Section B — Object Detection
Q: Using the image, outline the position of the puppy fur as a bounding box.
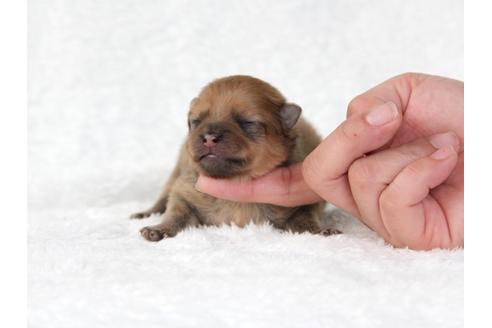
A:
[131,75,336,241]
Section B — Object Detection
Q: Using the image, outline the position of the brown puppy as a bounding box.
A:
[131,75,336,241]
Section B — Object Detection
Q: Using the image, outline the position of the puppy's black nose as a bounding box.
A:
[202,133,222,147]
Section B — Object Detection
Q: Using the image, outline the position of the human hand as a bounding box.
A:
[196,73,464,250]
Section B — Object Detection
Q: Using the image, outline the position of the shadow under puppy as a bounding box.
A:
[131,75,338,241]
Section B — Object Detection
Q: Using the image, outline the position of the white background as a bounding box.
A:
[26,1,464,327]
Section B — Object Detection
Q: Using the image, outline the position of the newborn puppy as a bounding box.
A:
[131,75,336,241]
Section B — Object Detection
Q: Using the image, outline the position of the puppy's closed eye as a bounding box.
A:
[235,118,264,139]
[189,118,201,128]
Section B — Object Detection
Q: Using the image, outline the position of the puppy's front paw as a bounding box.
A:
[140,226,169,242]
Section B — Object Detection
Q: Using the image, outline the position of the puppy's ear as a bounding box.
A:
[280,103,302,130]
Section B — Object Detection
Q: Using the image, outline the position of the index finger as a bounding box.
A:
[303,101,406,217]
[196,163,322,207]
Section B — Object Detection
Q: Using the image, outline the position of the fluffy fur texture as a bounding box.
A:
[132,76,336,241]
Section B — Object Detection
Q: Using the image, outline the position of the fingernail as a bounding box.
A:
[365,101,399,126]
[429,132,460,152]
[431,146,456,160]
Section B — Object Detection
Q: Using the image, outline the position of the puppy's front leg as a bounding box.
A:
[139,196,201,242]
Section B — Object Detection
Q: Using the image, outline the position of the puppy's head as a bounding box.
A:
[186,75,302,178]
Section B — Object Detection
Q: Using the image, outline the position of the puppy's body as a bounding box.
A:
[132,76,335,241]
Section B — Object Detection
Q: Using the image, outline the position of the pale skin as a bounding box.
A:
[195,73,464,250]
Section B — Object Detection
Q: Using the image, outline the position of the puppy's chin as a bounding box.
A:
[196,154,248,178]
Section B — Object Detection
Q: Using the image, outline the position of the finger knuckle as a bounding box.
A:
[348,158,376,186]
[394,72,428,90]
[403,162,422,180]
[379,187,401,213]
[396,72,419,81]
[302,155,334,193]
[347,95,366,117]
[279,167,293,196]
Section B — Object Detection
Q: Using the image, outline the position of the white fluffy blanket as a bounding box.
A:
[28,1,463,327]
